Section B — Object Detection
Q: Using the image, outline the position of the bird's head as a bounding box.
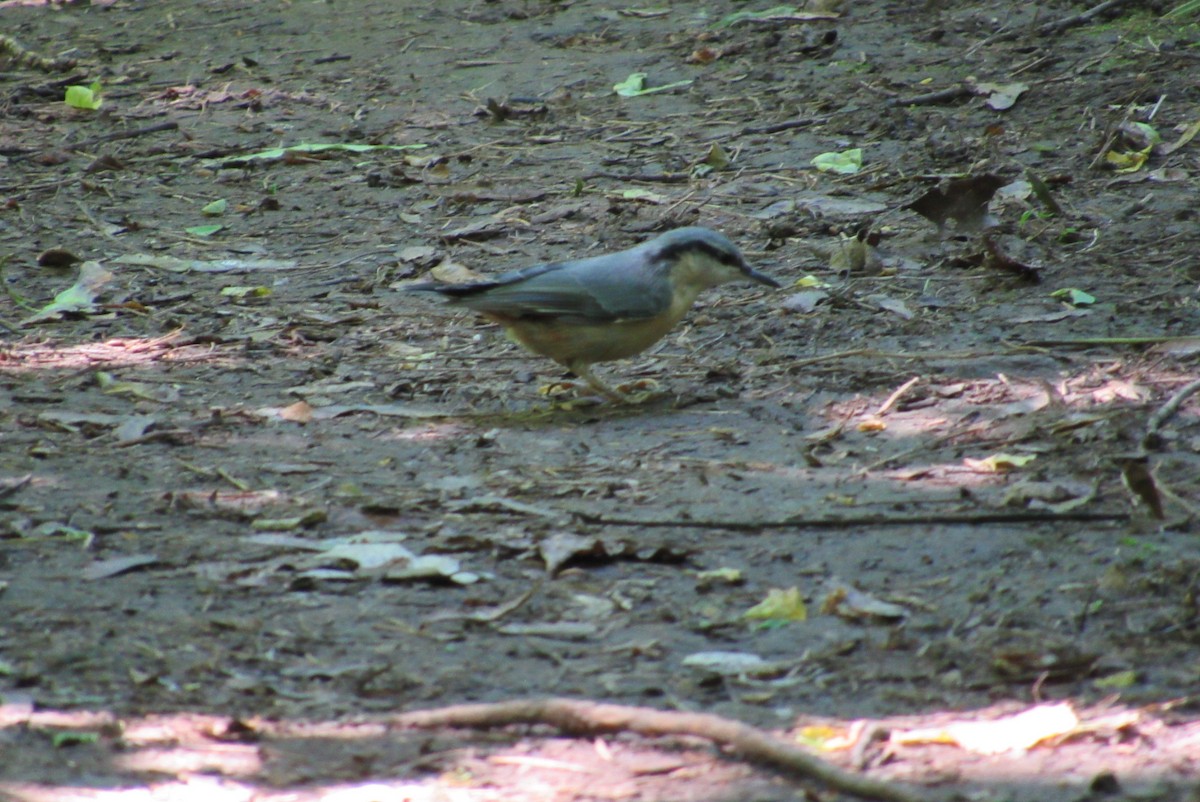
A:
[650,227,780,293]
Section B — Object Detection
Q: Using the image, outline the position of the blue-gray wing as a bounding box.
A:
[409,252,671,324]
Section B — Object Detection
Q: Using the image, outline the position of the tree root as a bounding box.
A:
[390,697,928,802]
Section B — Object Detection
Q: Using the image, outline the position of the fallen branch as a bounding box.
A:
[875,375,920,416]
[65,121,180,151]
[775,347,1001,372]
[971,0,1141,46]
[1020,335,1195,348]
[391,698,926,802]
[887,84,972,107]
[573,510,1127,531]
[580,171,691,184]
[741,116,829,135]
[1144,377,1200,450]
[1037,0,1143,35]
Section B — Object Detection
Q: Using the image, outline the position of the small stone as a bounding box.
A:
[1090,771,1121,795]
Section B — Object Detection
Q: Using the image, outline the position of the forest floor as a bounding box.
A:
[2,0,1200,800]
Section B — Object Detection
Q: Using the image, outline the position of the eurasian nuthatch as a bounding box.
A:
[406,226,779,401]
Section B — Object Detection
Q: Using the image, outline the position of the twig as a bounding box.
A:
[1144,377,1200,450]
[777,347,999,372]
[112,429,195,448]
[1037,0,1142,35]
[0,475,33,501]
[573,510,1127,531]
[1020,336,1193,348]
[875,376,920,416]
[741,117,828,135]
[887,84,972,107]
[391,698,926,802]
[580,171,690,184]
[64,121,179,151]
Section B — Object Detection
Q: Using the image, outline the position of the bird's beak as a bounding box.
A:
[743,265,781,289]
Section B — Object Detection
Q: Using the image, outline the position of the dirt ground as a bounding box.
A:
[2,0,1200,800]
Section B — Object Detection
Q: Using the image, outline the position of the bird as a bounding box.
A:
[405,226,779,402]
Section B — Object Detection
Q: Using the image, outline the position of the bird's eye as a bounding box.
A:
[718,250,745,268]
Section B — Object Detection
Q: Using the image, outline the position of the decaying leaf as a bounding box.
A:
[780,289,829,314]
[828,235,882,275]
[539,532,604,576]
[114,254,299,273]
[1161,117,1200,156]
[864,294,913,320]
[963,453,1036,473]
[892,703,1079,754]
[1114,454,1165,520]
[1000,480,1095,513]
[820,579,907,621]
[96,372,179,403]
[969,80,1029,111]
[279,401,314,423]
[82,554,161,581]
[714,5,839,28]
[213,142,427,166]
[682,651,769,676]
[906,173,1006,231]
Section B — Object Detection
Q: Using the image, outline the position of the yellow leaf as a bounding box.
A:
[744,587,808,622]
[1105,148,1150,173]
[963,453,1036,473]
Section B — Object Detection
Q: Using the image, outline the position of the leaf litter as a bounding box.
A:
[2,2,1200,802]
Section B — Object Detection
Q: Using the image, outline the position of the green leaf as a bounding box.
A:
[618,188,667,203]
[33,522,95,543]
[65,82,103,110]
[703,142,730,169]
[201,199,228,216]
[1093,669,1137,689]
[744,587,808,622]
[185,224,224,237]
[1051,287,1096,306]
[613,72,692,97]
[23,261,113,324]
[52,731,99,748]
[613,73,647,95]
[810,148,863,174]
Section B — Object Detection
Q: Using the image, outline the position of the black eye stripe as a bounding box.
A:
[658,240,742,267]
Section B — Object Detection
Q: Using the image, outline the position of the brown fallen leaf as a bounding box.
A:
[906,173,1007,231]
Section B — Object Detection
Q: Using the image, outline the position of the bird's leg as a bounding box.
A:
[572,364,630,403]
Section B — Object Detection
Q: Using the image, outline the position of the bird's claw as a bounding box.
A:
[538,377,663,406]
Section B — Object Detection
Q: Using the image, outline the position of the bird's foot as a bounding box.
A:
[538,377,662,406]
[538,380,608,406]
[612,378,663,404]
